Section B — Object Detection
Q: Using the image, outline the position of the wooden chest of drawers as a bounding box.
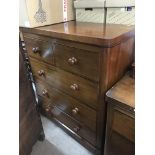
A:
[20,21,135,154]
[104,74,135,155]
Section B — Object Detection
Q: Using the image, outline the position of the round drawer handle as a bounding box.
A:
[32,47,40,53]
[68,57,78,65]
[38,70,45,76]
[45,107,50,112]
[72,107,79,115]
[42,89,48,96]
[70,84,79,91]
[73,126,80,133]
[45,104,51,112]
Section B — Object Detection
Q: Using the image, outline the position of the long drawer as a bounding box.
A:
[30,57,99,109]
[36,79,97,132]
[40,99,97,146]
[112,109,135,142]
[24,35,99,82]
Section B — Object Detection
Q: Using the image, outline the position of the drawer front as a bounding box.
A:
[24,35,100,82]
[40,100,97,146]
[30,58,98,109]
[112,109,135,142]
[108,131,135,155]
[36,79,97,132]
[24,37,55,65]
[53,43,100,81]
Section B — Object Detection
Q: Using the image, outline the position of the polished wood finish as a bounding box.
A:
[40,99,97,146]
[104,74,135,155]
[20,21,135,154]
[19,47,43,155]
[20,21,134,47]
[30,57,98,109]
[23,35,100,81]
[54,42,99,81]
[106,74,135,109]
[35,79,97,132]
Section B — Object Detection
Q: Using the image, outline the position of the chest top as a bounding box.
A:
[20,21,134,47]
[106,73,135,110]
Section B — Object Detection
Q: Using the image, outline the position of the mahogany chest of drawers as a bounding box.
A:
[104,74,135,155]
[20,21,135,154]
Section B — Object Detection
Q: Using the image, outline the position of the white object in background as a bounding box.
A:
[19,0,75,28]
[74,0,135,25]
[74,0,105,8]
[75,8,105,23]
[106,7,135,26]
[74,0,105,23]
[63,0,68,22]
[105,0,135,7]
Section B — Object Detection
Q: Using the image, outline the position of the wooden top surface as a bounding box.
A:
[20,21,134,47]
[106,74,135,109]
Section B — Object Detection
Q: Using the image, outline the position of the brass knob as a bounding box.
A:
[45,104,51,112]
[72,107,79,115]
[22,42,25,47]
[73,126,80,133]
[38,70,45,76]
[68,57,78,65]
[32,47,40,53]
[42,89,48,96]
[70,84,79,91]
[45,107,50,112]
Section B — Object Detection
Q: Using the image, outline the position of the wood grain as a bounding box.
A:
[40,99,97,146]
[35,79,97,132]
[30,57,99,109]
[20,21,134,47]
[20,21,135,154]
[104,74,135,155]
[19,46,43,155]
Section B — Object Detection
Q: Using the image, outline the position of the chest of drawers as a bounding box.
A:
[20,21,135,154]
[104,74,135,155]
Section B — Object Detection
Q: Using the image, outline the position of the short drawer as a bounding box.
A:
[30,58,98,109]
[36,79,97,132]
[24,34,100,82]
[24,37,55,65]
[40,100,97,146]
[53,42,100,81]
[112,109,135,142]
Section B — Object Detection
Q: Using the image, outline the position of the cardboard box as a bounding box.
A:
[19,0,75,28]
[74,0,135,25]
[105,0,135,7]
[106,7,135,26]
[74,0,105,23]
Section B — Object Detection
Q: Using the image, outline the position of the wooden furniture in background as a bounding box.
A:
[104,73,135,155]
[20,21,135,154]
[19,40,44,155]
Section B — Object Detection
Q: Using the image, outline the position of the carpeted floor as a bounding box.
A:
[31,116,93,155]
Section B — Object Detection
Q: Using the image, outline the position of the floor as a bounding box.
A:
[31,116,93,155]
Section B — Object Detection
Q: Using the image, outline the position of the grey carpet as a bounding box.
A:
[31,116,93,155]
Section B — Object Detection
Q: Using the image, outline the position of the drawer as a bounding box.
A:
[24,37,55,65]
[41,100,97,146]
[112,109,135,142]
[30,58,98,109]
[53,42,100,81]
[109,131,135,155]
[36,79,97,132]
[24,35,100,82]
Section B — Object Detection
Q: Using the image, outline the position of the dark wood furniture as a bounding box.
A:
[104,73,135,155]
[19,40,44,155]
[20,21,135,154]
